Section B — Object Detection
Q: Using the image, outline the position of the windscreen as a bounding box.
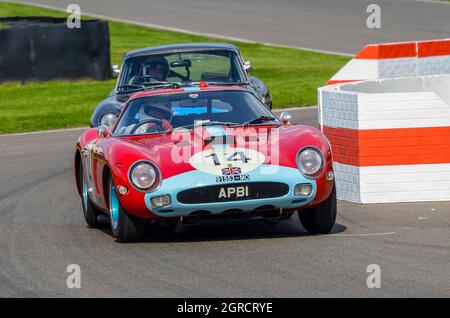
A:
[113,91,278,136]
[118,50,247,88]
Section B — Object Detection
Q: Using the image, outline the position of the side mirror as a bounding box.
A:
[244,61,253,73]
[279,111,292,126]
[112,64,121,78]
[170,59,192,68]
[98,125,109,139]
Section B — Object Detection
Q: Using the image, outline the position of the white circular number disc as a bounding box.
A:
[189,147,266,176]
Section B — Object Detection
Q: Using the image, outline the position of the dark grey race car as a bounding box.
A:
[91,43,272,127]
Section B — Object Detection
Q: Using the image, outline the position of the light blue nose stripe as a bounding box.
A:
[145,165,316,217]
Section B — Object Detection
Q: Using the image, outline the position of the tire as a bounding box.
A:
[108,176,146,243]
[298,183,337,234]
[80,165,100,228]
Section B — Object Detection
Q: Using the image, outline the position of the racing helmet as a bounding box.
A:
[143,56,170,81]
[139,100,173,121]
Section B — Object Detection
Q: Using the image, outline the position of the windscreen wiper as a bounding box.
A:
[207,81,250,86]
[116,84,146,93]
[142,81,171,87]
[117,82,179,93]
[242,116,278,126]
[176,120,240,130]
[183,81,250,86]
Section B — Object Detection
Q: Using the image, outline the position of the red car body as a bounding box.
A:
[75,85,336,242]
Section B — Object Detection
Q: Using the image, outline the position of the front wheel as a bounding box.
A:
[108,176,146,243]
[298,183,337,234]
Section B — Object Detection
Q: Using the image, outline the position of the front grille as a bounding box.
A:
[177,182,289,204]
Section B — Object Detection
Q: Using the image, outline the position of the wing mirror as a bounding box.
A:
[98,125,109,139]
[170,59,192,68]
[279,111,292,126]
[112,64,121,78]
[244,61,253,73]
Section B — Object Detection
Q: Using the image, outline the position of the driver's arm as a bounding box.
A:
[161,119,173,131]
[138,120,172,134]
[121,124,136,135]
[128,76,139,85]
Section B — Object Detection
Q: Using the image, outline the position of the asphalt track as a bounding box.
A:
[0,0,449,298]
[0,108,449,297]
[8,0,450,55]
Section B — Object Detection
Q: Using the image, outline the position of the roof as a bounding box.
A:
[129,85,246,101]
[124,43,239,59]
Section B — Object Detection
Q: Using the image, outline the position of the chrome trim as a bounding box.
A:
[127,160,162,193]
[97,125,109,139]
[295,146,325,180]
[279,111,292,126]
[244,61,253,73]
[112,64,121,78]
[150,194,173,209]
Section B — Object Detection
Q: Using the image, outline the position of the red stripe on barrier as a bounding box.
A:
[326,79,361,86]
[323,126,450,166]
[418,40,450,58]
[354,43,416,60]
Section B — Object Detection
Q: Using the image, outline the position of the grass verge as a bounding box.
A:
[0,2,349,133]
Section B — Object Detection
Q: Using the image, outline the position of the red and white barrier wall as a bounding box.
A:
[327,39,450,85]
[318,39,450,203]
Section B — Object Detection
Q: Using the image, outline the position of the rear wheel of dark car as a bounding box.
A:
[79,165,100,228]
[298,183,337,234]
[108,176,146,243]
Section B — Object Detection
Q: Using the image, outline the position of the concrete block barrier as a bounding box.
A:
[319,40,450,203]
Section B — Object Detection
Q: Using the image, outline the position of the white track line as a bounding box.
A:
[413,0,450,5]
[330,232,397,237]
[273,105,317,112]
[0,127,87,137]
[12,1,353,57]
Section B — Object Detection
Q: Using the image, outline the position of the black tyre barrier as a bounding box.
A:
[0,17,112,82]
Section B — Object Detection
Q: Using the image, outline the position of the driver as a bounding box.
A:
[129,56,170,85]
[127,100,173,135]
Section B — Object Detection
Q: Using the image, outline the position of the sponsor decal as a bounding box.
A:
[222,164,242,176]
[189,147,265,176]
[216,174,250,183]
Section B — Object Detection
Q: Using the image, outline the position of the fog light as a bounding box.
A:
[151,195,172,208]
[118,186,128,195]
[294,184,313,196]
[326,171,334,181]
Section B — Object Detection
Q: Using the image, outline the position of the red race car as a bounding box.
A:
[75,83,336,242]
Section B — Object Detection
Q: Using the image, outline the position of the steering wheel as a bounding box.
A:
[130,118,164,134]
[129,75,163,85]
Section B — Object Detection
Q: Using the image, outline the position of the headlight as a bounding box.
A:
[130,162,158,190]
[100,113,117,128]
[296,147,324,178]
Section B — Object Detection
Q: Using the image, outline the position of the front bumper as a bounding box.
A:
[144,165,317,218]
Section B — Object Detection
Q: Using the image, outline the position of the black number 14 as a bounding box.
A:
[206,151,251,166]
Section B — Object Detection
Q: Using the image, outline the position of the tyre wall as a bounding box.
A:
[0,17,111,82]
